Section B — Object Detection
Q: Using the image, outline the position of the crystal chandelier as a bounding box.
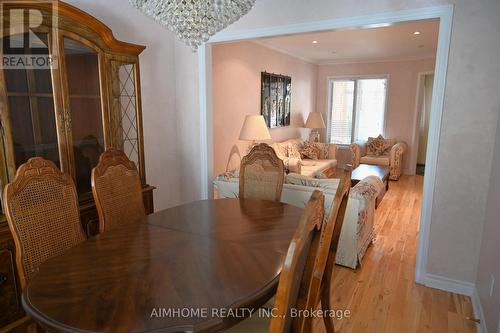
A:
[130,0,256,51]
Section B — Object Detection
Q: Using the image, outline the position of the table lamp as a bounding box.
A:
[305,112,326,143]
[239,115,272,145]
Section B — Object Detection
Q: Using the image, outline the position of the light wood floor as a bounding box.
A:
[315,175,477,333]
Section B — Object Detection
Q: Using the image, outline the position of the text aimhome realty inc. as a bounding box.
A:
[150,307,351,320]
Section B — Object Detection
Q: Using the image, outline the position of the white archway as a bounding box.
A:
[198,5,454,286]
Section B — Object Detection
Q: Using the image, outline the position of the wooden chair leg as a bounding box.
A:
[321,257,336,333]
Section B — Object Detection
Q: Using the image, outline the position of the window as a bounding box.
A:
[327,78,387,144]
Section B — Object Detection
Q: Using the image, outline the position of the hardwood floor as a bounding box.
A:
[315,175,477,333]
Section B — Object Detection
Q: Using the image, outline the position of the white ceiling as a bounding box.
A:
[253,19,439,65]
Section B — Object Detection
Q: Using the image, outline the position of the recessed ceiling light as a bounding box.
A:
[366,23,392,28]
[312,40,318,44]
[413,31,421,35]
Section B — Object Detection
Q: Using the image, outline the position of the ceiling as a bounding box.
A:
[253,19,439,65]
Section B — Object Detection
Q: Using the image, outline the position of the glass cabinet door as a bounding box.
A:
[110,61,142,177]
[2,33,59,169]
[63,38,105,194]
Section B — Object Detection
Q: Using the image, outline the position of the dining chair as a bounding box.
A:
[226,168,351,333]
[317,167,351,333]
[91,148,145,233]
[239,143,285,201]
[226,189,326,333]
[268,189,326,333]
[272,168,351,333]
[3,157,87,289]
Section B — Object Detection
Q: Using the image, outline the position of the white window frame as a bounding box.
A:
[326,74,389,145]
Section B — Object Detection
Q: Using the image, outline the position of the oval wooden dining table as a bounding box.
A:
[22,198,303,333]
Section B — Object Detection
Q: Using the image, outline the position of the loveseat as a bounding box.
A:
[350,136,407,180]
[270,139,338,179]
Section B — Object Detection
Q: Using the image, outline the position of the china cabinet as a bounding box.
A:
[0,2,154,329]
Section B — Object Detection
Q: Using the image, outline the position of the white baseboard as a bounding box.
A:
[471,287,488,333]
[423,273,474,296]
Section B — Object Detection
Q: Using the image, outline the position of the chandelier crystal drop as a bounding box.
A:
[129,0,256,51]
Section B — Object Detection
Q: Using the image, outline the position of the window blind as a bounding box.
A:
[329,80,355,145]
[328,78,387,144]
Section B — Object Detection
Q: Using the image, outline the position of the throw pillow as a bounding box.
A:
[315,143,330,160]
[367,135,390,156]
[288,142,302,160]
[300,141,320,160]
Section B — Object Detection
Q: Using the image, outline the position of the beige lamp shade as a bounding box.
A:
[239,115,272,141]
[305,112,326,129]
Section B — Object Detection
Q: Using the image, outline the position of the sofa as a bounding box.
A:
[350,137,407,180]
[214,171,341,219]
[269,139,338,179]
[335,175,384,269]
[214,171,381,270]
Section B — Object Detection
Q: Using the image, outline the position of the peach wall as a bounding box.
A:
[316,58,435,174]
[212,41,317,176]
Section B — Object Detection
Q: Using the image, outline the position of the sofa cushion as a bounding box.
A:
[316,143,330,159]
[301,159,337,177]
[360,155,390,166]
[300,142,320,160]
[300,141,330,160]
[289,147,302,159]
[367,135,391,156]
[287,139,303,159]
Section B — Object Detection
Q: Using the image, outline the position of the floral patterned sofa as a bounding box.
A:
[213,171,341,218]
[336,175,384,269]
[270,139,338,179]
[350,135,407,180]
[214,171,382,270]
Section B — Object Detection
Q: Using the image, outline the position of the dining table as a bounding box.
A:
[22,198,303,333]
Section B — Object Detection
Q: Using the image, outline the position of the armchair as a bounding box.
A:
[350,138,407,180]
